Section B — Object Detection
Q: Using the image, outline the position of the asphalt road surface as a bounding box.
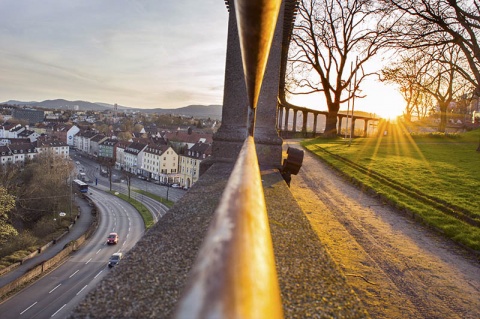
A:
[0,188,145,319]
[71,150,186,203]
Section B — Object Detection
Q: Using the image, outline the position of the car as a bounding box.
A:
[108,252,122,268]
[171,183,181,188]
[107,232,118,245]
[75,161,80,164]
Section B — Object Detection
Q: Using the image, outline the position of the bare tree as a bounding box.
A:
[383,0,480,97]
[288,0,392,136]
[383,42,471,131]
[121,169,135,199]
[418,44,471,131]
[98,157,116,191]
[382,54,431,122]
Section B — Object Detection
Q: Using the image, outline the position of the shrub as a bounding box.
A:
[0,231,38,260]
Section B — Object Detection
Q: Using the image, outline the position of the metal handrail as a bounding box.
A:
[174,136,283,319]
[175,1,284,317]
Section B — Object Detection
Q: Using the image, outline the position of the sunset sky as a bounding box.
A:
[0,0,404,118]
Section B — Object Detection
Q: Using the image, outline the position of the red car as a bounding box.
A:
[107,232,118,245]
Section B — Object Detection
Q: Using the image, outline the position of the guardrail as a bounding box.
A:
[174,136,283,318]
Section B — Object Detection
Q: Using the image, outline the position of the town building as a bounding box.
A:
[142,144,179,184]
[0,143,37,167]
[47,123,80,146]
[35,139,69,159]
[98,138,118,160]
[73,130,98,153]
[0,123,24,139]
[178,141,211,188]
[90,134,108,158]
[123,142,147,174]
[12,108,45,125]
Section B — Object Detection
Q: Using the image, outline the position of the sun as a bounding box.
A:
[355,82,405,120]
[285,79,405,120]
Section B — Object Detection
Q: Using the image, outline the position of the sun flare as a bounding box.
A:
[287,82,405,121]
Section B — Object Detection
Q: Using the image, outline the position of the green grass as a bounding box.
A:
[301,127,480,251]
[134,189,175,208]
[110,192,155,229]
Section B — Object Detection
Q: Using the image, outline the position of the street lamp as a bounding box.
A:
[69,176,72,221]
[166,183,169,202]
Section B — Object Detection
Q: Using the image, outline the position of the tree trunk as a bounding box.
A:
[438,101,449,133]
[324,112,338,137]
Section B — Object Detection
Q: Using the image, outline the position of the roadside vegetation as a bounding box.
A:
[0,154,79,270]
[110,192,155,230]
[301,126,480,251]
[135,189,175,208]
[111,189,174,230]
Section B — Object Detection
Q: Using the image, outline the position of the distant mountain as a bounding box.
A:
[2,99,223,120]
[4,99,112,111]
[142,105,222,119]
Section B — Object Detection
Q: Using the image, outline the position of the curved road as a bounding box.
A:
[286,140,480,319]
[0,188,145,319]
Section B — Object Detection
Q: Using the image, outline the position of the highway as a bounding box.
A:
[0,151,185,318]
[0,187,145,319]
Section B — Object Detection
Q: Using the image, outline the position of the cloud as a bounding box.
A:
[0,0,229,108]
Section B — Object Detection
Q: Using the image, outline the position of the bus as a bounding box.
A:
[73,179,89,193]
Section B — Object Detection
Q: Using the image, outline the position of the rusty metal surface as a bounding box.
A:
[174,136,283,319]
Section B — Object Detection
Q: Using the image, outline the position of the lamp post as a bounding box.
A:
[69,176,73,221]
[166,183,169,202]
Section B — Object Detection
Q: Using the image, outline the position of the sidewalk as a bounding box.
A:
[0,195,94,289]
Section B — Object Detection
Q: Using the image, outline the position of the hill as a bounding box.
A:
[2,99,222,120]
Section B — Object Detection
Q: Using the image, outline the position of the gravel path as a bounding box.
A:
[285,140,480,319]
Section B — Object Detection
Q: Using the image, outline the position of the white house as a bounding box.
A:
[74,131,98,153]
[0,143,37,167]
[178,141,211,188]
[142,144,179,184]
[36,140,69,159]
[123,142,147,174]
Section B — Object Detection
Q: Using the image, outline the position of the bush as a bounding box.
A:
[0,231,38,260]
[31,217,56,238]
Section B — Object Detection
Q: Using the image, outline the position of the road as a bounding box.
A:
[0,188,145,319]
[286,140,480,319]
[71,150,186,204]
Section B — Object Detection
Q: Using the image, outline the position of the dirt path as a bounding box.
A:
[285,140,480,319]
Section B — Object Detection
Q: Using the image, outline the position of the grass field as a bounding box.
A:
[301,126,480,251]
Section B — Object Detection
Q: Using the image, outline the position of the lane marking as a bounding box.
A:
[76,285,88,296]
[49,284,62,294]
[96,249,101,254]
[86,258,92,264]
[20,301,38,315]
[69,270,79,278]
[51,304,67,317]
[94,270,103,279]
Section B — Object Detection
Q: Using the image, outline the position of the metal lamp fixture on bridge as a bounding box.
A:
[281,147,304,187]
